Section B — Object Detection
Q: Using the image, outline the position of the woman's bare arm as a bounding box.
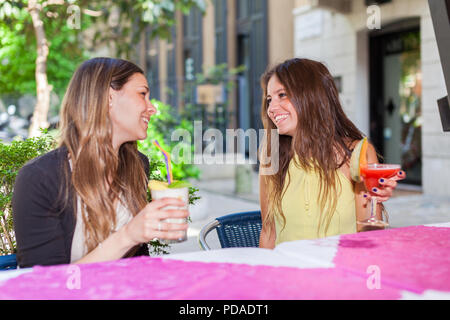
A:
[74,198,188,264]
[259,172,276,249]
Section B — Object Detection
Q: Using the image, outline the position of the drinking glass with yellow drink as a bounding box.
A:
[149,140,191,244]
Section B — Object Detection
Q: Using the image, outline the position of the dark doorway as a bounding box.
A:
[236,0,267,133]
[369,19,422,185]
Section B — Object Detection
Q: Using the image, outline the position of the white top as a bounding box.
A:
[70,196,133,263]
[68,159,133,262]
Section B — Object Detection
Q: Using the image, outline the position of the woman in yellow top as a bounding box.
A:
[259,58,405,248]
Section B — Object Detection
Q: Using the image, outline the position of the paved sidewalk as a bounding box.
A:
[385,194,450,228]
[165,171,450,255]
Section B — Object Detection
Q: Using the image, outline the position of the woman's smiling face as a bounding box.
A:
[109,72,156,149]
[266,75,298,136]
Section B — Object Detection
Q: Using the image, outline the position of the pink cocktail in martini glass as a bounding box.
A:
[357,163,401,227]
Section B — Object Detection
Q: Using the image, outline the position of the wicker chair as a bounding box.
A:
[198,211,262,250]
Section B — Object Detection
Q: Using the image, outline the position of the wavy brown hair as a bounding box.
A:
[260,58,364,237]
[58,57,148,253]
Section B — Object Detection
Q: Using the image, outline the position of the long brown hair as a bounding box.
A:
[58,57,148,253]
[260,58,364,236]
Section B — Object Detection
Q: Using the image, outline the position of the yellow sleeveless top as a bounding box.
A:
[275,156,357,245]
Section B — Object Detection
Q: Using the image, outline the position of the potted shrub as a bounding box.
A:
[0,130,56,269]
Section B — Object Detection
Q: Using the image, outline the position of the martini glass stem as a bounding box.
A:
[370,197,377,220]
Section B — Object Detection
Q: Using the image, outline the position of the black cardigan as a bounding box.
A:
[12,147,150,268]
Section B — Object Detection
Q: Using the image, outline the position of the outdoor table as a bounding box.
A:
[0,222,449,300]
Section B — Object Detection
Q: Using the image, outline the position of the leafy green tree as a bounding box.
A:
[88,0,206,58]
[0,2,88,98]
[0,0,94,137]
[0,0,205,137]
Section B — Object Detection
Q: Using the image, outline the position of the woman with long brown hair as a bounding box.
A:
[13,57,188,267]
[259,58,405,248]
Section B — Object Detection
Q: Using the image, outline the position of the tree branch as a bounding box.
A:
[83,8,103,17]
[41,0,65,7]
[0,214,14,254]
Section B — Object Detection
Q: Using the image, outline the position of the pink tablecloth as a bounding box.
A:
[0,225,449,299]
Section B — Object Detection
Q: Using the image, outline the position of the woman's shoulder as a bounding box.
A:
[347,137,364,151]
[137,151,150,169]
[137,151,149,163]
[346,137,377,156]
[137,151,150,176]
[13,148,69,208]
[18,147,68,181]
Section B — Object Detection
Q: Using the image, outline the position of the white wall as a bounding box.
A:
[420,8,450,196]
[293,0,450,196]
[293,6,359,129]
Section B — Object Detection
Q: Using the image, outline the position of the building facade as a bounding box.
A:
[292,0,450,196]
[145,0,295,131]
[144,0,450,197]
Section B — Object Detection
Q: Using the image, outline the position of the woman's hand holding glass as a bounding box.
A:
[123,197,189,246]
[362,170,406,203]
